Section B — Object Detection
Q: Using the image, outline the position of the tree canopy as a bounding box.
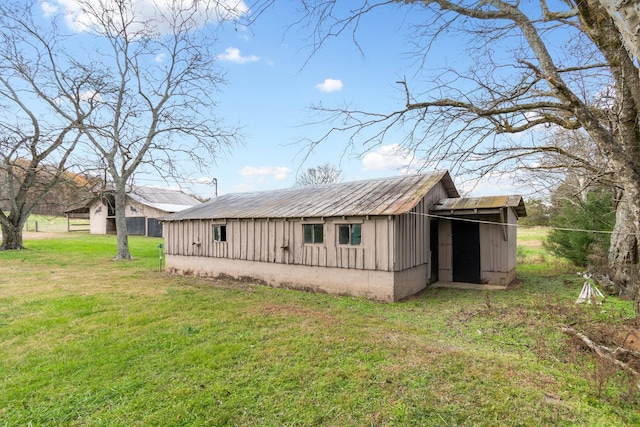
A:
[295,163,343,187]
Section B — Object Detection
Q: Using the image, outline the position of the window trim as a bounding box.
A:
[303,223,324,244]
[337,223,362,246]
[213,224,227,242]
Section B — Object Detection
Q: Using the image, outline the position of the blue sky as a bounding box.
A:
[205,2,525,198]
[37,0,528,199]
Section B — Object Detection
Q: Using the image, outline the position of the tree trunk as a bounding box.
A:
[0,222,24,250]
[609,181,640,303]
[597,0,640,61]
[113,186,132,260]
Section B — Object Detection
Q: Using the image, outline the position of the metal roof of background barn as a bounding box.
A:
[128,186,201,213]
[163,171,459,221]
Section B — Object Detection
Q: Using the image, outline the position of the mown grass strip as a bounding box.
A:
[0,232,638,425]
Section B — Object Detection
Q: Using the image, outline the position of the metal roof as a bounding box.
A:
[127,187,201,213]
[163,171,459,221]
[431,195,527,218]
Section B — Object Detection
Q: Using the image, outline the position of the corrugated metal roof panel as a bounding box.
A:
[144,203,198,213]
[128,187,201,212]
[163,171,459,221]
[431,195,527,217]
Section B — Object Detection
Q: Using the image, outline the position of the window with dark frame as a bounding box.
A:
[213,225,227,242]
[338,224,361,245]
[303,224,324,244]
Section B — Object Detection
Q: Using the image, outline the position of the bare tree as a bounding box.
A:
[33,0,243,259]
[267,0,640,298]
[517,128,613,201]
[0,1,100,250]
[295,163,343,186]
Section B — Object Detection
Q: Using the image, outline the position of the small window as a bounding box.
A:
[338,224,361,245]
[213,225,226,242]
[303,224,324,244]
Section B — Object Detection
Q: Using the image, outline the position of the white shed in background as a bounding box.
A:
[90,187,201,237]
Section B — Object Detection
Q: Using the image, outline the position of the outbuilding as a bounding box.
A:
[430,195,527,287]
[90,186,201,237]
[162,172,526,302]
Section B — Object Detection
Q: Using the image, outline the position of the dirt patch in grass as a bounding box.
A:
[256,301,339,324]
[618,328,640,352]
[520,238,543,248]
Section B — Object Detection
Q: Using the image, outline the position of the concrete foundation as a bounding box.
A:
[165,255,429,302]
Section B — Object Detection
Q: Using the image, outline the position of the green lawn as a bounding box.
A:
[0,232,638,426]
[21,214,84,233]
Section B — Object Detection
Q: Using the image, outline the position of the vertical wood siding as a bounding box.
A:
[393,182,449,272]
[507,208,518,272]
[435,208,518,283]
[437,220,454,282]
[479,211,515,275]
[165,215,398,272]
[164,182,458,273]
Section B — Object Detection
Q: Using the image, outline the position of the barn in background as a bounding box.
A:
[161,172,526,302]
[90,187,201,237]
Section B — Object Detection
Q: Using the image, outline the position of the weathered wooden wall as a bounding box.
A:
[393,183,449,272]
[163,181,453,275]
[479,213,508,279]
[164,216,395,271]
[436,208,519,285]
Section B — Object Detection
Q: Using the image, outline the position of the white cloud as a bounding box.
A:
[40,1,58,17]
[361,144,415,172]
[272,167,290,180]
[55,89,101,106]
[47,0,249,34]
[235,25,251,43]
[239,166,290,181]
[154,53,166,63]
[79,90,101,103]
[456,171,529,197]
[217,47,260,64]
[316,78,343,93]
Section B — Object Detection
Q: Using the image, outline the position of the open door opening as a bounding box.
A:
[451,220,481,283]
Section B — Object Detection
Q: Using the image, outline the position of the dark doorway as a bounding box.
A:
[126,217,146,235]
[104,194,116,216]
[452,220,481,283]
[430,220,439,282]
[106,217,117,234]
[147,218,163,237]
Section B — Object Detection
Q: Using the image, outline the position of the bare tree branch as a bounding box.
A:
[258,0,640,299]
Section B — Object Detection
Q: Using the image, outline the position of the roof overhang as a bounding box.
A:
[431,195,527,218]
[439,171,460,198]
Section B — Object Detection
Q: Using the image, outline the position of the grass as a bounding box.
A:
[21,214,73,233]
[516,226,580,277]
[1,231,639,426]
